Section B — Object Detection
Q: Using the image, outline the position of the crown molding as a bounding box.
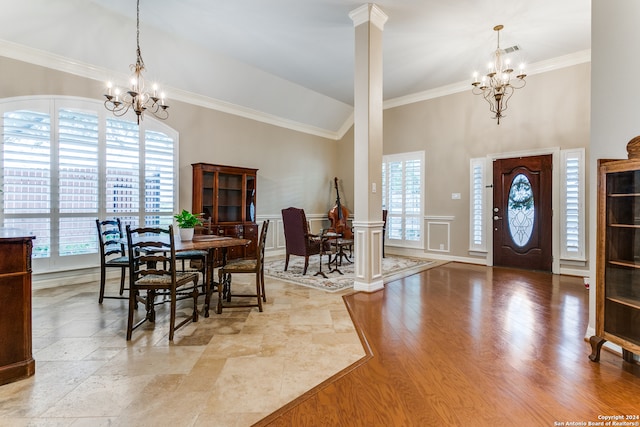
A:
[1,39,591,141]
[383,49,592,110]
[349,4,389,30]
[0,39,341,140]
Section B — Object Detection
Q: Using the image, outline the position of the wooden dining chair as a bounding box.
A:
[125,224,200,341]
[216,220,269,314]
[95,218,129,303]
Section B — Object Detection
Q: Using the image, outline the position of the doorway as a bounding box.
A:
[492,154,553,272]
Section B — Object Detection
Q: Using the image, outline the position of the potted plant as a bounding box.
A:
[174,209,202,241]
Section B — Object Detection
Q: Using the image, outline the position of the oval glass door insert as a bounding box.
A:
[507,173,534,247]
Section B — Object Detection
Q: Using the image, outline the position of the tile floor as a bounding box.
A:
[0,272,365,426]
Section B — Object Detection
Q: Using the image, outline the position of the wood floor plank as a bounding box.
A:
[256,262,640,427]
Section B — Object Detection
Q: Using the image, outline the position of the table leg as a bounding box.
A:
[204,247,227,317]
[314,250,328,278]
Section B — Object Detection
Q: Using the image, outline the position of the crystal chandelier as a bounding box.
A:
[471,25,526,125]
[103,0,169,124]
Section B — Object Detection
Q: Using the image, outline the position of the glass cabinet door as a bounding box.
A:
[246,175,256,223]
[603,169,640,346]
[201,171,215,219]
[217,172,242,223]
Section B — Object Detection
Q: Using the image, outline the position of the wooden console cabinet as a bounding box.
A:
[0,229,36,385]
[590,138,640,363]
[192,163,258,260]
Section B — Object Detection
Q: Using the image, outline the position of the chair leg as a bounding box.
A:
[261,267,266,302]
[169,288,177,341]
[217,268,224,314]
[99,267,106,304]
[119,266,126,295]
[303,256,309,275]
[192,276,200,322]
[126,288,136,340]
[284,253,290,271]
[256,271,263,312]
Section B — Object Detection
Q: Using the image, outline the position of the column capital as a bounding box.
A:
[349,3,388,30]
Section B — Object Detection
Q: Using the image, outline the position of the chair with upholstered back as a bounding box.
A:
[216,220,270,313]
[125,224,200,341]
[96,218,129,303]
[281,207,321,275]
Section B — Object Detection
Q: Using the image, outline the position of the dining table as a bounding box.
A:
[175,234,251,317]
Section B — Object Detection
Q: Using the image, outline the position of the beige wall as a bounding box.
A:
[338,62,591,266]
[0,56,339,221]
[0,55,591,267]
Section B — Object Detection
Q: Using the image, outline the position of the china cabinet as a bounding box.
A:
[590,137,640,363]
[192,163,258,260]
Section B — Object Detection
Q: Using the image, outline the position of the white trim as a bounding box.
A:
[425,215,454,221]
[0,40,341,141]
[354,278,384,292]
[560,267,590,277]
[0,40,592,141]
[349,4,389,30]
[469,157,487,252]
[427,221,450,253]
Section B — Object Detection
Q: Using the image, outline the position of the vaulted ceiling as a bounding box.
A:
[0,0,590,138]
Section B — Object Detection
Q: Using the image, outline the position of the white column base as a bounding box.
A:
[353,220,384,292]
[354,278,384,292]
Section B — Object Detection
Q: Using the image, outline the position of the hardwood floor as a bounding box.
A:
[257,262,640,427]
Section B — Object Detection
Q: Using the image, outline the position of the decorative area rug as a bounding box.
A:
[264,254,442,292]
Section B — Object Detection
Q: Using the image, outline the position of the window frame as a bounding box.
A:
[0,96,179,273]
[469,157,488,253]
[560,148,586,261]
[382,150,425,250]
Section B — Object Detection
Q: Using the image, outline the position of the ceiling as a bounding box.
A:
[0,0,590,137]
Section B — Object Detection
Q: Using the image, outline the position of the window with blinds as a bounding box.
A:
[0,97,178,273]
[2,109,52,258]
[561,149,585,261]
[58,108,99,256]
[145,130,175,227]
[469,158,486,252]
[382,151,424,249]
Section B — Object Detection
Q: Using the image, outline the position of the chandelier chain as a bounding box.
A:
[136,0,144,70]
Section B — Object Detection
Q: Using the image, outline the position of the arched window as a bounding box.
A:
[0,96,179,273]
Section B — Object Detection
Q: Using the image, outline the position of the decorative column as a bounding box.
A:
[349,4,387,292]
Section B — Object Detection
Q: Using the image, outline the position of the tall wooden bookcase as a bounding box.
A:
[590,138,640,363]
[191,163,258,260]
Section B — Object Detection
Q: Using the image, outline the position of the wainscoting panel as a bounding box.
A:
[426,219,452,253]
[259,213,331,256]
